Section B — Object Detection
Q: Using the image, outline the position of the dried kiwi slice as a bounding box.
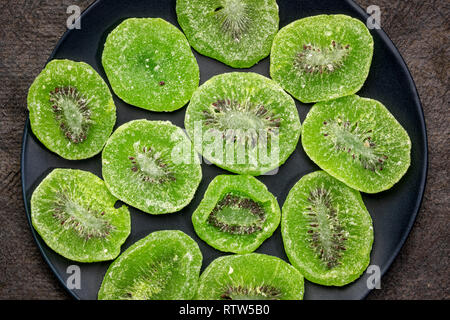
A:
[98,230,202,300]
[31,169,130,263]
[27,59,116,160]
[270,14,374,103]
[192,175,280,254]
[185,72,301,176]
[102,119,202,214]
[196,253,304,300]
[176,0,279,68]
[102,18,199,112]
[302,95,411,193]
[281,170,374,286]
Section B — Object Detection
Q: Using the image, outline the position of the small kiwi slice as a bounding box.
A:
[176,0,279,68]
[27,59,116,160]
[31,169,131,263]
[196,253,304,300]
[98,230,202,300]
[270,14,374,103]
[102,18,199,112]
[302,95,411,193]
[192,174,280,254]
[282,170,374,286]
[102,119,202,214]
[184,72,301,176]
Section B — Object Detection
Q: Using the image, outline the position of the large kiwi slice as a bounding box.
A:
[27,59,116,160]
[282,170,374,286]
[31,169,131,263]
[102,119,202,214]
[302,95,411,193]
[192,174,280,254]
[102,18,199,112]
[184,72,301,176]
[98,230,202,300]
[176,0,279,68]
[270,14,374,103]
[196,253,304,300]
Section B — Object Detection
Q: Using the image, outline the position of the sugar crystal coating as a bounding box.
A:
[102,18,199,111]
[281,171,374,286]
[27,59,116,160]
[31,169,131,263]
[102,119,202,214]
[176,0,279,68]
[270,14,374,103]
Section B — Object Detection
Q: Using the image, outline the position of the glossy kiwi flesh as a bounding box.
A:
[31,168,130,263]
[192,174,281,254]
[196,253,304,300]
[301,95,411,193]
[98,230,202,300]
[282,170,374,286]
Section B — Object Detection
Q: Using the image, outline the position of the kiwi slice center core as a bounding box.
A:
[221,285,282,300]
[220,111,265,131]
[322,118,387,172]
[136,153,166,177]
[214,0,250,41]
[306,187,347,269]
[208,193,266,235]
[204,99,280,146]
[122,260,173,300]
[49,86,92,144]
[129,145,175,183]
[53,191,113,240]
[295,41,350,74]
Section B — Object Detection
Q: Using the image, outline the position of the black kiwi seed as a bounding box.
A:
[49,86,92,144]
[220,284,282,300]
[52,189,114,240]
[294,41,351,75]
[322,117,387,172]
[306,187,347,269]
[207,194,266,235]
[202,99,281,148]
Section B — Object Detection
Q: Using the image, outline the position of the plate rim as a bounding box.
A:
[20,0,429,300]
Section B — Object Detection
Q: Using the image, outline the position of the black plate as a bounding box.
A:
[21,0,428,300]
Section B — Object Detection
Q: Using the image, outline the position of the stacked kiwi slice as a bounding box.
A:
[26,2,412,300]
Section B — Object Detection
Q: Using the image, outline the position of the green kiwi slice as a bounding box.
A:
[176,0,279,68]
[98,230,202,300]
[192,175,280,254]
[281,170,374,286]
[270,14,374,103]
[102,18,199,112]
[27,59,116,160]
[184,72,301,176]
[31,169,131,263]
[302,95,411,193]
[102,119,202,214]
[196,253,304,300]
